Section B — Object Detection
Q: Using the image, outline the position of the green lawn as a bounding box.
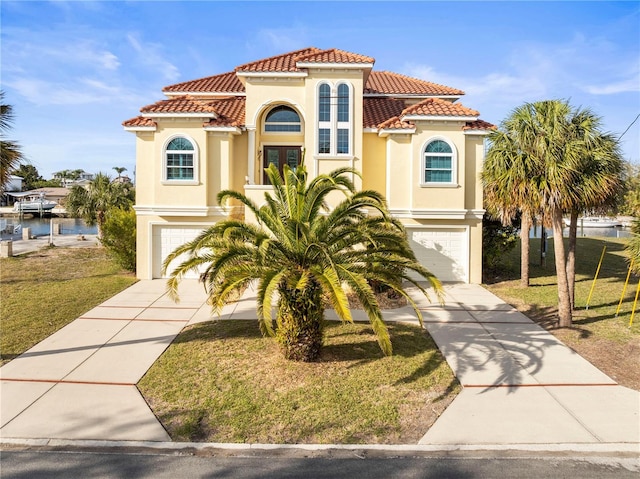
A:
[485,236,640,390]
[138,320,459,444]
[0,246,137,365]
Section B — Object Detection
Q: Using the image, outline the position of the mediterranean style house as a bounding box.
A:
[123,47,494,283]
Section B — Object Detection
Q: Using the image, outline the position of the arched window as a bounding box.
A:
[164,136,197,182]
[423,138,456,184]
[264,105,301,132]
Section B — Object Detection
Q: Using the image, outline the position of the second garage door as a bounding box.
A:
[407,227,468,283]
[152,225,207,279]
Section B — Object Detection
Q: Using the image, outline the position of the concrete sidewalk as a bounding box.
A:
[417,285,640,447]
[1,280,638,450]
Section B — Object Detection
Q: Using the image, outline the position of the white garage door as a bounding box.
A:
[407,227,468,283]
[152,226,206,279]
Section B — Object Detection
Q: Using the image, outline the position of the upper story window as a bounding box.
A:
[264,105,301,132]
[317,82,352,156]
[164,136,198,183]
[422,138,457,185]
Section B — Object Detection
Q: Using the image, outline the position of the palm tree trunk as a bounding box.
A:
[520,211,531,287]
[566,210,579,310]
[551,208,572,327]
[276,282,325,362]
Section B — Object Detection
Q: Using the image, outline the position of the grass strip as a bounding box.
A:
[139,320,458,444]
[1,246,137,365]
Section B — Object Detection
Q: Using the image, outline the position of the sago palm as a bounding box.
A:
[164,160,443,362]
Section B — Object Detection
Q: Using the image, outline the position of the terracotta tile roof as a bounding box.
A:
[365,71,464,97]
[122,116,157,128]
[463,119,496,130]
[363,98,406,128]
[203,97,245,127]
[140,95,219,114]
[163,71,244,94]
[296,48,374,65]
[402,98,479,117]
[378,116,415,130]
[235,47,322,73]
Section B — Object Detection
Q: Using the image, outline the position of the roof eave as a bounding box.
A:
[203,126,243,135]
[464,129,493,136]
[236,71,308,78]
[402,115,478,122]
[141,113,218,119]
[123,126,157,132]
[296,62,375,70]
[164,91,246,98]
[364,93,462,101]
[378,128,416,137]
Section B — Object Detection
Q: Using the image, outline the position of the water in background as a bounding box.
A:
[530,225,631,239]
[1,217,98,239]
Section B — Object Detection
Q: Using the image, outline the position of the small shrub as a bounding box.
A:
[101,207,136,272]
[483,215,519,274]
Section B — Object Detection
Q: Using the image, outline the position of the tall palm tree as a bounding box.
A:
[165,160,443,362]
[482,112,543,287]
[563,112,623,309]
[530,100,583,327]
[483,100,622,327]
[0,91,24,188]
[65,172,134,237]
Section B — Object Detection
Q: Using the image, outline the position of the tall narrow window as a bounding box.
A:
[317,82,351,156]
[337,84,349,122]
[423,139,455,184]
[318,84,332,153]
[165,137,195,181]
[319,84,331,122]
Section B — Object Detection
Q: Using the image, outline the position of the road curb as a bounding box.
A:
[1,438,639,455]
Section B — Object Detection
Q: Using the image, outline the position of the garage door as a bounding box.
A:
[152,226,206,279]
[407,227,468,283]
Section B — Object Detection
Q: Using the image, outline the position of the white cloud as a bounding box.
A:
[404,64,546,107]
[246,25,310,56]
[585,79,640,95]
[5,77,145,107]
[126,33,180,82]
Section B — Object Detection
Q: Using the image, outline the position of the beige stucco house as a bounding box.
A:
[123,47,494,282]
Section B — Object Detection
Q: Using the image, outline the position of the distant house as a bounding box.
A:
[112,175,133,185]
[53,170,95,188]
[124,47,494,282]
[4,175,23,192]
[1,175,24,206]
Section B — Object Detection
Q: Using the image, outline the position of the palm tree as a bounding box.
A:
[563,111,623,309]
[65,172,134,237]
[483,100,623,327]
[0,91,24,188]
[164,160,443,362]
[113,166,127,181]
[482,112,543,287]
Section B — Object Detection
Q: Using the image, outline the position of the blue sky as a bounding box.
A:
[2,1,639,181]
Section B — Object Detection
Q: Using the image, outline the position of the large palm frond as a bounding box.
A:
[166,158,443,359]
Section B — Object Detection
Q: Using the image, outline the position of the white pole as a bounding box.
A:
[49,216,53,246]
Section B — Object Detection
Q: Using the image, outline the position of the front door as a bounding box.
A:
[263,146,302,184]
